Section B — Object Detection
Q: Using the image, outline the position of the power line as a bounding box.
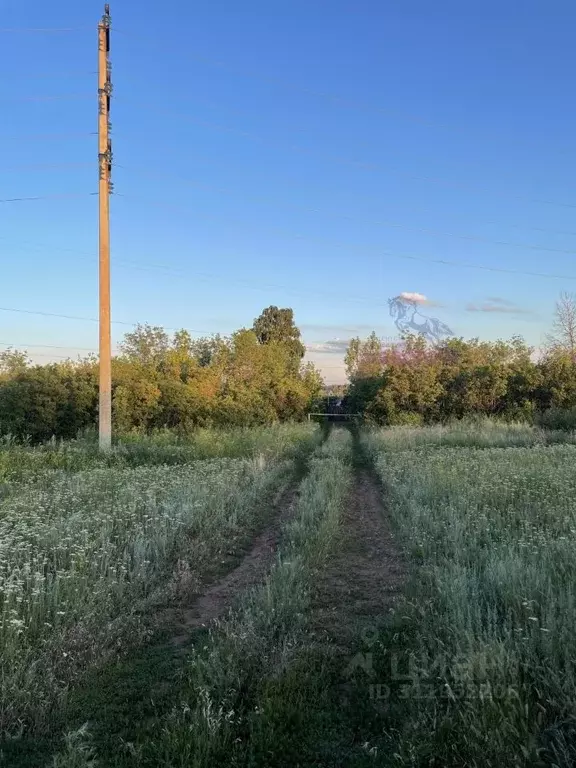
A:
[0,350,90,360]
[0,192,97,203]
[0,306,223,335]
[116,106,576,211]
[4,188,576,316]
[382,252,576,281]
[14,71,96,79]
[0,234,94,258]
[0,230,390,308]
[0,306,133,325]
[115,171,576,257]
[0,27,82,33]
[9,94,91,102]
[113,165,576,238]
[0,342,99,351]
[3,342,354,355]
[5,197,576,292]
[110,193,576,283]
[1,132,97,141]
[0,350,347,368]
[117,248,576,287]
[0,225,394,308]
[6,209,576,297]
[114,28,573,156]
[0,346,348,367]
[101,239,576,295]
[114,258,382,306]
[0,339,353,360]
[0,345,107,360]
[0,308,382,350]
[0,238,414,309]
[4,162,92,172]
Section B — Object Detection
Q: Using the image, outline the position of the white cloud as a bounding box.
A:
[486,297,515,306]
[306,340,351,354]
[466,300,536,316]
[399,291,428,304]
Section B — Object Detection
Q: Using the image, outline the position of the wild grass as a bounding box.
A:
[0,423,317,488]
[74,428,354,767]
[366,427,576,766]
[0,425,319,740]
[50,725,96,768]
[17,419,576,766]
[363,417,576,453]
[537,406,576,432]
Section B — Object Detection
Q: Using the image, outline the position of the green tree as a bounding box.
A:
[346,332,542,424]
[344,337,361,380]
[0,348,30,378]
[0,363,96,441]
[217,330,276,426]
[119,324,170,369]
[0,311,321,441]
[56,361,98,438]
[252,306,305,369]
[537,351,576,410]
[112,359,162,433]
[345,332,382,380]
[190,334,228,368]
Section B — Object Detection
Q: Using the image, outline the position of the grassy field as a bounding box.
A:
[0,425,320,742]
[364,421,576,766]
[3,420,576,766]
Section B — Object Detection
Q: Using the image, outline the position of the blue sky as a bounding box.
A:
[2,0,576,383]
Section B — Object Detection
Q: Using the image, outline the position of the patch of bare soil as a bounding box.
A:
[311,468,407,648]
[168,482,299,647]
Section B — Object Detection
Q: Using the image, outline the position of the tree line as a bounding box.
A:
[4,294,576,441]
[0,307,322,442]
[345,294,576,427]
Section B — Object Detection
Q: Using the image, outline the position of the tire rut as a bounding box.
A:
[168,479,300,647]
[312,465,407,648]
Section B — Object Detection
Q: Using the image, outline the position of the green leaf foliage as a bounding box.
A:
[0,309,322,442]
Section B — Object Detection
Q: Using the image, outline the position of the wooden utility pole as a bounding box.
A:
[98,4,112,450]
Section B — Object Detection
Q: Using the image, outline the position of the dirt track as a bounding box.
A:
[167,446,406,653]
[169,480,299,646]
[312,465,407,647]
